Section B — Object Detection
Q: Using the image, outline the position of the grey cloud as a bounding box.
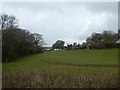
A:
[1,2,118,46]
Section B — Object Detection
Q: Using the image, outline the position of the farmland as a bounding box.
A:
[2,49,118,88]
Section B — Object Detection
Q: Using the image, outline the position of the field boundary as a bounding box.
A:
[40,59,118,67]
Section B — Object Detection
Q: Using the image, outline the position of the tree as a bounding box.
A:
[72,42,78,50]
[86,30,118,49]
[52,40,65,50]
[77,43,81,49]
[1,14,44,63]
[86,33,104,49]
[0,14,18,30]
[81,42,87,49]
[118,29,120,39]
[66,44,72,50]
[33,33,43,46]
[102,31,115,44]
[116,29,120,47]
[102,30,117,48]
[2,28,44,62]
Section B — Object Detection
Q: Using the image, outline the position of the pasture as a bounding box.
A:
[2,49,118,88]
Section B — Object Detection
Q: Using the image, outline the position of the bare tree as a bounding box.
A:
[0,14,18,30]
[33,33,43,46]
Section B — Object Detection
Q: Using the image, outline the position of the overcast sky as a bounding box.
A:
[1,2,118,46]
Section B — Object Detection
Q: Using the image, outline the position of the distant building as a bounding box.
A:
[116,39,120,44]
[44,47,52,51]
[54,49,59,50]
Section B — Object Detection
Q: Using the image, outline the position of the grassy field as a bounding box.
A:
[2,48,118,88]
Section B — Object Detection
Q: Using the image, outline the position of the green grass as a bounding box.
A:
[2,49,118,88]
[3,48,118,75]
[40,49,118,65]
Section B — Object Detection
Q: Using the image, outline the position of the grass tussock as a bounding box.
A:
[2,71,118,88]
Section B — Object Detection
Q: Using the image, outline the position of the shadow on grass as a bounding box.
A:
[40,59,118,67]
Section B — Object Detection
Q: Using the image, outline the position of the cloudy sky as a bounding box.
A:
[1,2,118,46]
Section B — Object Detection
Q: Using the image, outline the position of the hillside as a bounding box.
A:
[2,49,118,88]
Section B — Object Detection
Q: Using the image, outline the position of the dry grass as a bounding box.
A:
[2,71,118,88]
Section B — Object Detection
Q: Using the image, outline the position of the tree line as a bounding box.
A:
[1,14,120,62]
[0,14,44,63]
[52,30,120,50]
